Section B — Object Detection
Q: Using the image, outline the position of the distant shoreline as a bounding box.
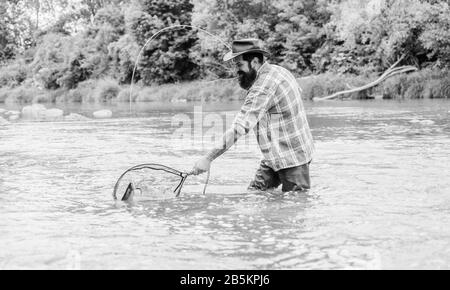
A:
[1,69,449,104]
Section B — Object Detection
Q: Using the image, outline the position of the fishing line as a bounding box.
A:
[129,24,233,112]
[203,169,210,195]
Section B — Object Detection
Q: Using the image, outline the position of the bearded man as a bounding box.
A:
[190,39,315,192]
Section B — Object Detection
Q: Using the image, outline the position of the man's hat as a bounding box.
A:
[223,38,269,62]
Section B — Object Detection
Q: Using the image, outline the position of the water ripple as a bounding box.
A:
[1,100,449,269]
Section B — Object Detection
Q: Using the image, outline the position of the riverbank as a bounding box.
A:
[0,69,449,104]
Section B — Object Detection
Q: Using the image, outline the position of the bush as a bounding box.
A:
[219,85,241,100]
[298,70,450,100]
[195,80,243,101]
[30,33,73,89]
[37,88,69,103]
[34,67,64,90]
[33,94,52,103]
[89,78,121,102]
[423,78,450,99]
[117,85,140,102]
[61,79,96,102]
[6,86,44,103]
[136,84,180,102]
[129,80,243,102]
[135,87,159,102]
[299,73,379,100]
[0,60,28,88]
[57,52,92,89]
[382,69,450,99]
[58,80,114,103]
[65,89,84,102]
[0,87,9,103]
[442,78,450,99]
[1,69,446,104]
[196,85,215,101]
[382,76,404,99]
[404,82,424,99]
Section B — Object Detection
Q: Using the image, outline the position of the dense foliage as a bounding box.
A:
[0,0,449,96]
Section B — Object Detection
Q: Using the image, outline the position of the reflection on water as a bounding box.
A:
[0,99,449,269]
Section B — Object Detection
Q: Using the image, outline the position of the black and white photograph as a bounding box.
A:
[0,0,449,272]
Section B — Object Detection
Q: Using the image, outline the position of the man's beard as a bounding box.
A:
[237,68,257,90]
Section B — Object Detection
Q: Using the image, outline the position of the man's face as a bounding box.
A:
[233,56,257,90]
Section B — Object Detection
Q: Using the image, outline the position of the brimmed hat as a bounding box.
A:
[223,38,269,62]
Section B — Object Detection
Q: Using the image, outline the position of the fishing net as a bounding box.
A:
[112,163,210,201]
[112,164,188,201]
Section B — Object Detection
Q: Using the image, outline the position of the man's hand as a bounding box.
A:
[190,156,211,175]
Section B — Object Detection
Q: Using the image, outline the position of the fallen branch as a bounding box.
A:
[313,56,418,101]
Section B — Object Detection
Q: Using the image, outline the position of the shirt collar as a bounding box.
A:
[256,61,270,77]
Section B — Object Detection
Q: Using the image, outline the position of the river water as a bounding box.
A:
[0,99,449,269]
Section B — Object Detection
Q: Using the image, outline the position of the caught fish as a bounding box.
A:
[121,182,135,201]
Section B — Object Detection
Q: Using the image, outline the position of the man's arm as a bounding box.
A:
[189,125,246,175]
[205,125,246,162]
[190,80,276,175]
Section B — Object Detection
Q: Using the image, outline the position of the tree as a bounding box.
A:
[314,0,450,74]
[419,1,450,68]
[0,0,35,63]
[192,0,332,76]
[129,0,200,84]
[312,0,386,74]
[270,0,331,75]
[0,3,16,63]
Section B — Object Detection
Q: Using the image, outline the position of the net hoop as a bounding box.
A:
[112,163,188,200]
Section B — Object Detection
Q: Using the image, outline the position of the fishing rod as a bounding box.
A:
[128,24,233,113]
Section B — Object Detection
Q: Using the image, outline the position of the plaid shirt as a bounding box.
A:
[232,62,315,171]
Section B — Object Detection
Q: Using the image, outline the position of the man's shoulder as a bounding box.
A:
[252,63,297,92]
[260,63,295,80]
[259,62,280,74]
[256,63,281,84]
[272,64,297,78]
